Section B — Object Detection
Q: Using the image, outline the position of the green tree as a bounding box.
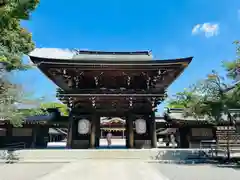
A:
[0,0,39,71]
[167,71,240,123]
[167,88,198,108]
[0,0,40,126]
[167,86,207,119]
[0,76,45,127]
[40,102,69,116]
[222,41,240,81]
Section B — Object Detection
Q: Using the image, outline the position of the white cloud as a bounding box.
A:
[192,23,219,38]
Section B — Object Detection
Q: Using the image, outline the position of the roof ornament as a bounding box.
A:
[151,97,156,107]
[129,97,133,107]
[73,76,79,88]
[68,97,73,108]
[148,50,152,56]
[68,79,73,87]
[146,77,151,89]
[127,76,131,86]
[91,97,96,108]
[94,76,98,86]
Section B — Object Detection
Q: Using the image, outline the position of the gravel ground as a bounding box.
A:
[151,163,240,180]
[0,163,67,180]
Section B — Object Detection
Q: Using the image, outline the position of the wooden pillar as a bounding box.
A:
[126,114,134,148]
[179,127,190,148]
[126,118,129,147]
[90,117,96,148]
[31,126,37,148]
[149,111,157,148]
[95,115,100,148]
[6,124,12,144]
[66,117,74,149]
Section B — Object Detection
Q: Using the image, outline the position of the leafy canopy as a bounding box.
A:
[222,41,240,81]
[0,0,39,71]
[0,0,40,126]
[167,70,240,123]
[0,76,45,127]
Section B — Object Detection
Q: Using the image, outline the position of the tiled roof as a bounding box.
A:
[0,112,56,123]
[165,108,240,122]
[25,113,55,122]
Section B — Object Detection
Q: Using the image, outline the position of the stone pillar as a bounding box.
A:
[66,117,74,149]
[149,111,157,148]
[90,117,96,148]
[126,114,134,148]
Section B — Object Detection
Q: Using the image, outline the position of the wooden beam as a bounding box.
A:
[58,89,165,95]
[38,60,191,67]
[58,93,165,97]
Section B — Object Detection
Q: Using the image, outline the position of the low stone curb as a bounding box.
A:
[0,159,75,163]
[146,159,210,164]
[0,158,144,163]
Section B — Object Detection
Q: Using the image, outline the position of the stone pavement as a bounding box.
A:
[152,163,240,180]
[0,160,168,180]
[0,163,66,180]
[36,160,169,180]
[1,160,240,180]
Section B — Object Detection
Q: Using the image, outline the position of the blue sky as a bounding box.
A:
[13,0,240,112]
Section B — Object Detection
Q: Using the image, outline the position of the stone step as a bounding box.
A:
[7,149,211,162]
[15,149,156,160]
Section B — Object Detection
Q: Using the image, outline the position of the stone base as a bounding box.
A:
[134,140,151,149]
[72,140,89,149]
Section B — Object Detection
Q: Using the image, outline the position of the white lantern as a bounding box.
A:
[135,119,146,134]
[78,119,90,134]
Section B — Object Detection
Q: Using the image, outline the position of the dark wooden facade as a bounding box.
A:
[0,119,50,149]
[0,109,67,149]
[29,50,192,149]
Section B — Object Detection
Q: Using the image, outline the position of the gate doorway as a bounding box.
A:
[99,117,127,149]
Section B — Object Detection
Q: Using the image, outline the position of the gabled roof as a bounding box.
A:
[29,48,193,65]
[101,117,125,125]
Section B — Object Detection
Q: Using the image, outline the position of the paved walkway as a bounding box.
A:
[36,160,168,180]
[152,163,240,180]
[1,160,240,180]
[0,160,168,180]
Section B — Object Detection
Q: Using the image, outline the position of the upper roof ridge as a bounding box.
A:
[74,49,152,56]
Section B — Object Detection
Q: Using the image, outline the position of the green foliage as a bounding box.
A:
[0,76,47,127]
[40,102,69,116]
[0,0,39,71]
[167,70,240,123]
[222,41,240,81]
[167,88,198,108]
[0,0,40,126]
